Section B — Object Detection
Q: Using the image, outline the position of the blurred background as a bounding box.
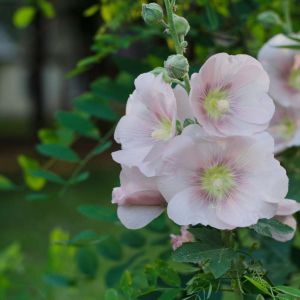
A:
[0,0,300,299]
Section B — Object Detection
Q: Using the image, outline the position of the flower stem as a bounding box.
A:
[282,0,293,34]
[163,0,191,93]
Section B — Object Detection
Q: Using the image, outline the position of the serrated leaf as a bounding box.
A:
[77,205,118,222]
[56,111,99,139]
[275,286,300,297]
[36,144,80,162]
[76,248,98,278]
[251,218,294,238]
[29,169,65,184]
[244,276,272,296]
[13,6,36,28]
[0,175,17,190]
[173,242,236,278]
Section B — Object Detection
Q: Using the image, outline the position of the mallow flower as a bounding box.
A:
[189,53,274,137]
[271,199,300,242]
[112,72,177,176]
[258,34,300,108]
[112,166,165,229]
[268,104,300,153]
[157,125,288,229]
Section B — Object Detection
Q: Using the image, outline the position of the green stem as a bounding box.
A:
[59,126,115,197]
[163,0,191,93]
[282,0,293,34]
[164,0,182,54]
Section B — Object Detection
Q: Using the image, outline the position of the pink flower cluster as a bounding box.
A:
[112,53,300,241]
[259,34,300,153]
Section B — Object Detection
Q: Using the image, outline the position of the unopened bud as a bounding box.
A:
[173,14,190,36]
[152,67,172,83]
[142,3,164,25]
[164,54,189,79]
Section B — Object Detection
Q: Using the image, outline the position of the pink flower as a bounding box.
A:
[189,53,274,137]
[112,73,177,176]
[170,226,194,250]
[157,125,288,229]
[112,166,166,229]
[271,199,300,242]
[174,85,194,122]
[258,34,300,108]
[268,104,300,153]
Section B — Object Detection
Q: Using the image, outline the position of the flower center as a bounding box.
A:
[201,164,234,199]
[288,55,300,91]
[203,89,230,120]
[151,118,173,141]
[277,117,297,140]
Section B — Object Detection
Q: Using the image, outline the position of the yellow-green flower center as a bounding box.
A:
[277,117,297,140]
[203,89,230,120]
[151,118,173,140]
[201,165,234,199]
[288,69,300,91]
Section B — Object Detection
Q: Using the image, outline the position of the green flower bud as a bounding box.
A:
[164,54,189,80]
[151,67,172,83]
[173,14,190,36]
[142,3,164,25]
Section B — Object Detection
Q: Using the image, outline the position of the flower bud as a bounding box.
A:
[152,67,172,83]
[164,54,189,80]
[173,14,190,36]
[142,3,164,25]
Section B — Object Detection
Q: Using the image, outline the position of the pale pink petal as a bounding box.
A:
[174,85,194,121]
[117,205,164,229]
[277,199,300,216]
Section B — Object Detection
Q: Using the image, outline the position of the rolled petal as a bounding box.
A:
[271,215,297,242]
[277,199,300,216]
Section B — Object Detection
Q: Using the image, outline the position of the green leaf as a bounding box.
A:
[92,141,112,156]
[18,155,46,191]
[43,273,75,287]
[257,11,283,26]
[158,288,181,300]
[56,111,99,139]
[120,231,146,248]
[0,175,17,191]
[38,127,74,146]
[74,94,118,122]
[38,0,55,18]
[70,172,90,185]
[84,4,100,17]
[205,3,219,31]
[13,6,36,28]
[36,144,80,162]
[98,236,123,261]
[25,192,50,201]
[77,205,118,222]
[29,169,65,184]
[105,288,119,300]
[157,262,181,287]
[173,242,236,278]
[275,286,300,297]
[275,45,300,50]
[66,230,109,246]
[244,276,272,296]
[251,218,294,238]
[76,248,98,278]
